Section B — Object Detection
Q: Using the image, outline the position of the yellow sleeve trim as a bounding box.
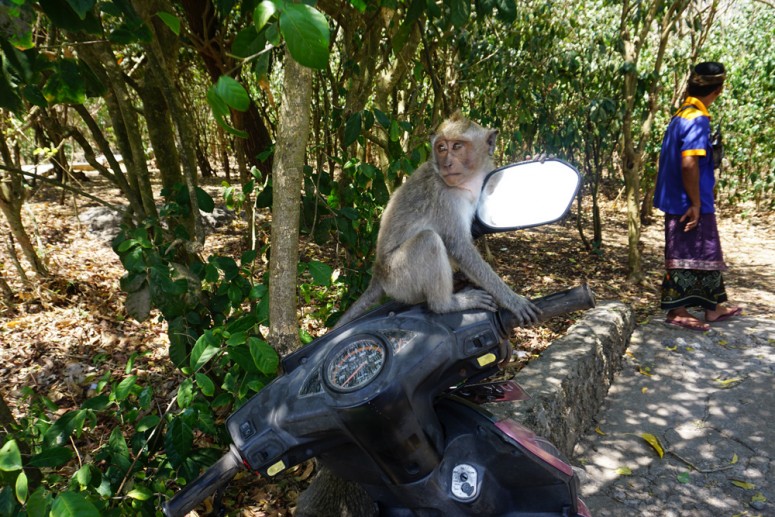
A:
[682,149,707,157]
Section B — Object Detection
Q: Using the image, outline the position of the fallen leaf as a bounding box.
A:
[641,433,664,458]
[676,472,691,484]
[594,426,606,435]
[638,367,653,377]
[641,387,648,393]
[685,346,694,352]
[718,340,728,346]
[666,345,677,351]
[730,479,756,490]
[616,466,632,476]
[730,453,738,464]
[715,378,742,388]
[751,493,767,503]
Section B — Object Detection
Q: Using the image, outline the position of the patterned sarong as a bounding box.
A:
[660,213,728,310]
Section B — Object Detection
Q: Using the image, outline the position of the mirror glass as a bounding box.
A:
[476,159,580,231]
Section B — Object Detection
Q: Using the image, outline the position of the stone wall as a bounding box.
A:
[486,301,635,457]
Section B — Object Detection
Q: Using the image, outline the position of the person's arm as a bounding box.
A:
[680,154,701,231]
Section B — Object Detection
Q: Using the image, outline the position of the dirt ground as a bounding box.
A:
[0,176,773,515]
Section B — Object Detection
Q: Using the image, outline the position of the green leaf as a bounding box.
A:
[27,488,53,516]
[307,260,333,286]
[248,337,279,375]
[16,471,28,504]
[177,378,194,408]
[215,75,250,112]
[392,0,423,52]
[494,0,517,23]
[195,373,216,397]
[0,73,23,113]
[28,447,73,468]
[43,410,85,448]
[156,11,180,35]
[241,249,258,265]
[39,0,101,33]
[226,331,248,347]
[343,111,362,147]
[249,284,268,301]
[206,85,230,118]
[42,58,86,104]
[225,314,259,334]
[115,375,137,401]
[165,417,193,467]
[75,465,92,487]
[279,4,330,69]
[108,427,129,465]
[207,85,249,138]
[232,26,265,58]
[445,0,471,28]
[190,332,220,371]
[254,1,277,32]
[81,394,109,411]
[65,0,95,20]
[373,108,390,128]
[349,0,367,12]
[195,186,215,213]
[50,491,100,517]
[127,486,153,501]
[0,440,22,471]
[136,415,160,432]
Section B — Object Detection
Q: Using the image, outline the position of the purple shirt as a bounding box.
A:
[653,97,716,215]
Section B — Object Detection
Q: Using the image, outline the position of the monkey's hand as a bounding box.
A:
[454,287,499,312]
[505,295,542,326]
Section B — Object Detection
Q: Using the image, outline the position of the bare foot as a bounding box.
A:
[666,309,710,331]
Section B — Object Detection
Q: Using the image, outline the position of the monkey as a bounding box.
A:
[334,111,541,329]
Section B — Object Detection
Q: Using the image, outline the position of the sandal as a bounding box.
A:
[706,307,743,323]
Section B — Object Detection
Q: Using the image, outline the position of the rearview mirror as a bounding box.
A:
[474,159,581,236]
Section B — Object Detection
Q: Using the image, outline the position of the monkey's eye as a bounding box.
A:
[436,144,447,152]
[452,142,464,151]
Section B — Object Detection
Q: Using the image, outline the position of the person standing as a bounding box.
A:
[653,62,741,331]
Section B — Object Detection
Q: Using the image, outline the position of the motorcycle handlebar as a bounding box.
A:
[499,284,596,331]
[162,445,244,517]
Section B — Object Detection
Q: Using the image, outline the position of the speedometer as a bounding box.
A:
[325,337,387,392]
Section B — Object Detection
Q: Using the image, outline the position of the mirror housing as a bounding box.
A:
[473,159,581,237]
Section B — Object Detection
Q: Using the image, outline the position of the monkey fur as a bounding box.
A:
[335,111,541,328]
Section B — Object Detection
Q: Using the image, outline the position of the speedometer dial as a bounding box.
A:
[325,337,387,392]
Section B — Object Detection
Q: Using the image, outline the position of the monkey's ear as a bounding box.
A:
[487,130,499,155]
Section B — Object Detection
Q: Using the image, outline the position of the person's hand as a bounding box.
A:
[680,205,700,232]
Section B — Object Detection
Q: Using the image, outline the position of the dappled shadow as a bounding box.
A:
[574,316,775,516]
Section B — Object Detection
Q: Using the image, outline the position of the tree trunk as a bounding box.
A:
[621,147,643,282]
[75,39,158,220]
[0,136,48,277]
[267,50,313,356]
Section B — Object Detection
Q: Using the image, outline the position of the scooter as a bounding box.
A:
[163,159,594,516]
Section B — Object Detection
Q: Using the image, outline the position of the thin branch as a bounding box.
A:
[0,164,125,213]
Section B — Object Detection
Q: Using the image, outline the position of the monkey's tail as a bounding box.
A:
[333,282,385,329]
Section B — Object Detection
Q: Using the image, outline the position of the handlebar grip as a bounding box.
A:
[162,445,244,517]
[499,284,596,330]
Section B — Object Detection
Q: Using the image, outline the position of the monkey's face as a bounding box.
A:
[434,138,477,187]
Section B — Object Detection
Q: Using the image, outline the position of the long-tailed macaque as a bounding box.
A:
[335,111,541,328]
